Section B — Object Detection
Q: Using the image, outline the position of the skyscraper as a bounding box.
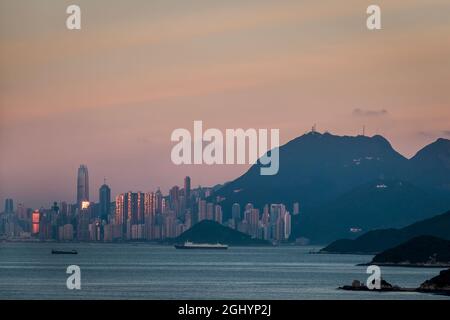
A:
[214,205,222,224]
[31,210,40,235]
[16,203,27,221]
[169,186,180,214]
[155,188,163,214]
[126,192,144,225]
[232,203,241,221]
[77,165,89,206]
[270,204,286,223]
[115,193,128,233]
[248,208,260,237]
[77,202,91,241]
[144,192,156,218]
[4,198,13,213]
[206,202,214,220]
[113,192,146,233]
[198,199,207,222]
[184,176,191,208]
[99,182,111,221]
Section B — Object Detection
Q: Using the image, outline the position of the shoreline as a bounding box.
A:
[339,286,450,296]
[357,262,450,268]
[315,250,376,255]
[337,285,450,296]
[0,239,277,247]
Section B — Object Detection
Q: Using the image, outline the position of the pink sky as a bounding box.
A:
[1,0,450,208]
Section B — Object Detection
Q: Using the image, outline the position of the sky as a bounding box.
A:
[1,0,450,208]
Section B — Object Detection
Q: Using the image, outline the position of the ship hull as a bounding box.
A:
[174,245,228,250]
[51,250,78,254]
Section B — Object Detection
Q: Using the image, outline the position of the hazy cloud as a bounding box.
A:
[417,131,434,138]
[352,108,388,117]
[417,130,450,138]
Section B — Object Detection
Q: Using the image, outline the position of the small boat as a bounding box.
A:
[174,241,228,250]
[51,249,78,254]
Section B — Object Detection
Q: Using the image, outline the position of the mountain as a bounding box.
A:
[320,210,450,254]
[174,220,270,246]
[410,138,450,192]
[369,235,450,266]
[216,132,407,211]
[212,132,450,242]
[296,179,450,242]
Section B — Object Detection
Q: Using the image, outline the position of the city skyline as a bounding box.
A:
[0,163,294,243]
[2,166,201,210]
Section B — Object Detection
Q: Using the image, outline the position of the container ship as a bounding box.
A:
[174,241,228,250]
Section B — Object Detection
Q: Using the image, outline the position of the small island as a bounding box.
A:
[362,235,450,267]
[169,220,271,246]
[320,210,450,254]
[340,268,450,296]
[339,279,409,292]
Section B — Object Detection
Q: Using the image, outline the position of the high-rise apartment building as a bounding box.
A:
[31,210,40,235]
[4,198,13,213]
[169,186,180,215]
[115,193,128,235]
[206,202,214,220]
[214,205,222,224]
[232,203,241,222]
[155,188,163,214]
[184,176,191,208]
[198,199,207,222]
[99,182,111,221]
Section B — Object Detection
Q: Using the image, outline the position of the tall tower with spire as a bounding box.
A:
[76,165,89,206]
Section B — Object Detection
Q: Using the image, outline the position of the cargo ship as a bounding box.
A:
[174,241,228,250]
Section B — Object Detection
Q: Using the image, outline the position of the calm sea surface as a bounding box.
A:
[0,242,448,300]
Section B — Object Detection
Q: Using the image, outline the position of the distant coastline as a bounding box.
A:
[357,262,450,268]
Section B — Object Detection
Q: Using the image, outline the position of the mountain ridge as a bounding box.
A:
[212,132,450,242]
[369,235,450,266]
[320,210,450,254]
